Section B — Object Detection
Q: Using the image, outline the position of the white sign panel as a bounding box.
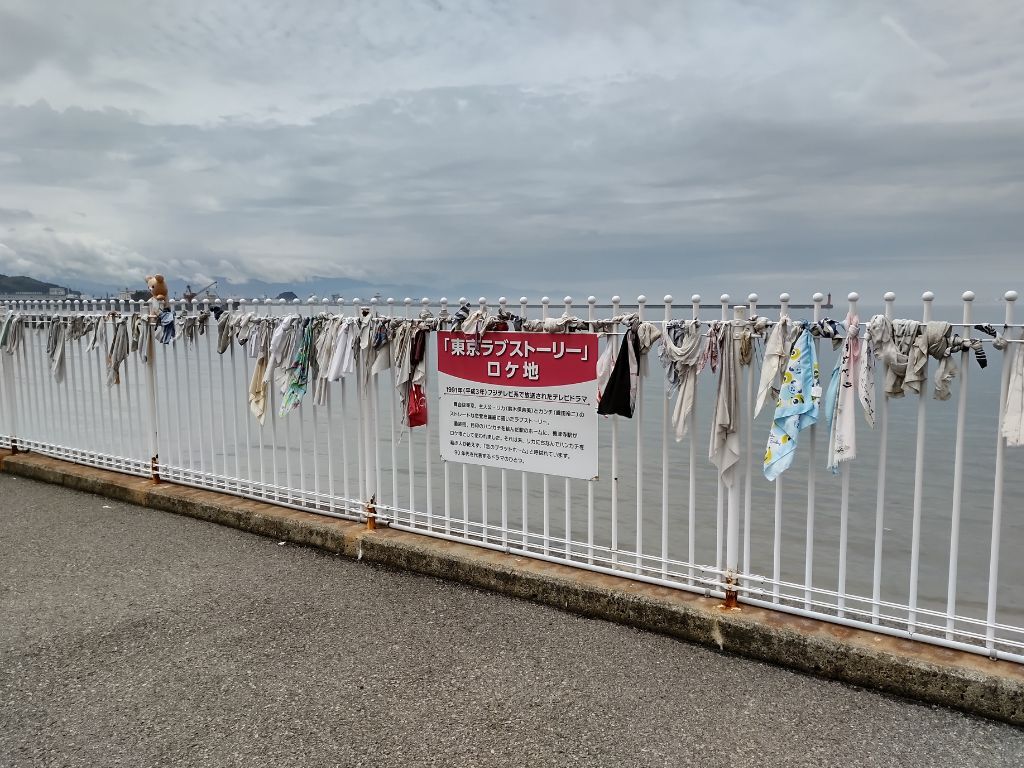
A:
[436,332,599,480]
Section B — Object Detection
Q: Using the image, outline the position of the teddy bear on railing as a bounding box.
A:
[145,274,168,314]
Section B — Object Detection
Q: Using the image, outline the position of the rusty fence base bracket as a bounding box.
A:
[150,454,161,483]
[9,438,19,455]
[365,495,377,530]
[723,590,738,609]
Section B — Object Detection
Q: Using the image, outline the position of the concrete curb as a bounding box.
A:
[3,449,1023,724]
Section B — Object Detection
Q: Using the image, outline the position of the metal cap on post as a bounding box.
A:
[884,291,896,320]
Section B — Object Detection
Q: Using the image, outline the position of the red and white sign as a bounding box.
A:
[437,331,599,480]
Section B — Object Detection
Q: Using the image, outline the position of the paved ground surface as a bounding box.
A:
[2,475,1023,768]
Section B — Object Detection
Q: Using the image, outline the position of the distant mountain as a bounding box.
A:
[0,274,81,296]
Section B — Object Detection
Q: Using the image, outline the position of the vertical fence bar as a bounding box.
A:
[519,297,528,548]
[202,300,216,482]
[388,298,399,513]
[742,293,757,576]
[987,290,1017,651]
[688,294,700,581]
[908,290,934,633]
[804,292,824,609]
[635,294,646,573]
[422,297,433,531]
[836,292,859,617]
[716,293,729,573]
[145,306,160,480]
[772,293,790,602]
[945,290,975,638]
[458,296,469,537]
[564,295,573,557]
[404,298,415,523]
[610,295,621,566]
[661,294,672,577]
[497,297,508,543]
[442,298,452,535]
[586,295,597,564]
[338,304,351,509]
[725,303,746,599]
[479,297,489,543]
[872,291,896,623]
[541,296,551,555]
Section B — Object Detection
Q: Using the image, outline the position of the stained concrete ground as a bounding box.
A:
[1,474,1022,768]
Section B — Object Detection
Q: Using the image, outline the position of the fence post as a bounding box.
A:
[723,303,747,608]
[1,302,19,453]
[145,311,161,482]
[986,289,1018,652]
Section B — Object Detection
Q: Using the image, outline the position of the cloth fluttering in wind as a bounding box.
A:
[659,319,703,440]
[1003,333,1024,447]
[764,324,820,481]
[279,318,315,417]
[46,318,67,383]
[709,320,742,486]
[597,316,661,418]
[823,313,874,472]
[754,316,795,418]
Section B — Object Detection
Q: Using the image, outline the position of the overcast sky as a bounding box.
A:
[1,1,1022,307]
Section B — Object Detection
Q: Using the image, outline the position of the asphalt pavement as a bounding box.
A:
[2,473,1022,767]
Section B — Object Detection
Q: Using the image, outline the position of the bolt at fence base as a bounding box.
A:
[723,590,738,610]
[366,495,377,530]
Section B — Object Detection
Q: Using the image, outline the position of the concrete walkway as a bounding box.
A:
[1,474,1022,768]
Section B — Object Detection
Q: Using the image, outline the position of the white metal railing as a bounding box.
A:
[1,291,1022,663]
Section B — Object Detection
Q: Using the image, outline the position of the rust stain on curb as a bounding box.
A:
[2,449,1022,724]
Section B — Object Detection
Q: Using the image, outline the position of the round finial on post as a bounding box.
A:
[883,292,896,302]
[637,295,647,304]
[369,297,379,307]
[352,297,362,306]
[519,297,528,305]
[458,296,467,305]
[498,296,508,307]
[691,294,701,304]
[611,295,621,304]
[747,293,758,304]
[421,297,430,307]
[563,296,573,305]
[404,297,412,306]
[587,296,597,305]
[720,294,730,304]
[922,291,935,302]
[541,296,550,305]
[1005,290,1019,302]
[663,295,673,304]
[779,293,790,302]
[847,292,859,302]
[239,298,248,306]
[812,292,825,303]
[962,291,975,302]
[478,297,487,306]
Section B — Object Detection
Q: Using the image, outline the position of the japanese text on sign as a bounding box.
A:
[437,332,599,480]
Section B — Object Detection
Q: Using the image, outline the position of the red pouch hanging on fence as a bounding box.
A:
[407,384,428,428]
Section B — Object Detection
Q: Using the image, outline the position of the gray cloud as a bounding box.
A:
[0,1,1023,308]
